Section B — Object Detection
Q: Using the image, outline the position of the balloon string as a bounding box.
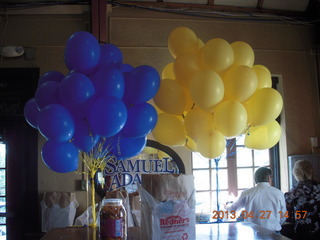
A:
[214,157,223,223]
[244,125,251,135]
[117,135,121,156]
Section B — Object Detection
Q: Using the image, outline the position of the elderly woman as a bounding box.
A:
[285,160,320,239]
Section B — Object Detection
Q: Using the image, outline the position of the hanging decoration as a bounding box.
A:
[78,137,117,227]
[152,26,283,159]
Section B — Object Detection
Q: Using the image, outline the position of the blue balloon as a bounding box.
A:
[120,64,133,73]
[38,104,75,142]
[73,118,100,152]
[121,103,158,138]
[124,65,160,105]
[109,135,147,160]
[91,67,124,99]
[42,140,79,173]
[59,72,96,112]
[89,96,127,137]
[38,71,64,86]
[122,72,132,104]
[24,98,40,129]
[64,31,100,74]
[97,43,123,70]
[35,81,61,109]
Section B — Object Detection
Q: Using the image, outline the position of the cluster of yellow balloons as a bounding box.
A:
[151,27,283,159]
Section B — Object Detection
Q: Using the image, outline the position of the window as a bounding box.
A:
[192,134,277,217]
[193,76,281,219]
[0,142,6,239]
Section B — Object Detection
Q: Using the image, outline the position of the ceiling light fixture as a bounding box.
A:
[0,46,24,57]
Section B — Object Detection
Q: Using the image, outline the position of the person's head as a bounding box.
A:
[293,160,313,181]
[254,167,272,184]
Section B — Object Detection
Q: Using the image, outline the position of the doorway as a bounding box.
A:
[0,68,39,239]
[1,118,39,240]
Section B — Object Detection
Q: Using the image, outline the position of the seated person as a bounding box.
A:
[285,160,320,239]
[226,167,286,232]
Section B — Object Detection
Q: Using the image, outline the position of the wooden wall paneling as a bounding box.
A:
[2,15,86,46]
[109,15,314,51]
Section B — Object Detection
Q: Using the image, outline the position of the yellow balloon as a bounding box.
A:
[185,136,198,152]
[184,88,194,112]
[200,38,234,73]
[153,79,186,115]
[174,52,199,89]
[148,100,163,114]
[253,64,271,75]
[152,113,186,147]
[168,27,198,58]
[189,70,224,110]
[231,41,255,67]
[245,88,283,126]
[184,106,214,141]
[162,62,175,80]
[158,150,171,160]
[143,146,158,155]
[197,128,226,159]
[197,38,204,49]
[176,114,184,123]
[214,101,248,138]
[252,65,272,90]
[244,120,281,150]
[223,65,258,102]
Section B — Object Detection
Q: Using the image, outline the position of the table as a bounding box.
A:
[41,222,291,240]
[40,227,140,240]
[196,222,291,240]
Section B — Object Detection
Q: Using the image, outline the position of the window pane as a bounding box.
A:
[210,157,227,168]
[254,149,270,167]
[211,190,230,213]
[0,225,6,238]
[195,192,211,214]
[0,217,5,224]
[0,198,5,213]
[236,135,245,145]
[237,168,254,189]
[192,153,209,169]
[0,144,5,168]
[216,190,231,208]
[193,170,210,190]
[211,169,228,190]
[0,170,4,196]
[236,147,252,167]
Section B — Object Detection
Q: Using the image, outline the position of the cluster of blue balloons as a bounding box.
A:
[24,31,160,173]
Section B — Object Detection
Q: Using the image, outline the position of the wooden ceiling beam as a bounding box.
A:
[257,0,264,9]
[114,1,306,18]
[91,0,107,43]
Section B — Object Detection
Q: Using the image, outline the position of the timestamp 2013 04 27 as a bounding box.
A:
[211,210,308,220]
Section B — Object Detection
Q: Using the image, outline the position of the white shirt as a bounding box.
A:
[226,182,287,231]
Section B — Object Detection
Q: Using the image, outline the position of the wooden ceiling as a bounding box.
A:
[0,0,319,20]
[114,0,319,20]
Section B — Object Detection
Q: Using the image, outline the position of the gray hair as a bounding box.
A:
[254,167,272,183]
[293,160,313,181]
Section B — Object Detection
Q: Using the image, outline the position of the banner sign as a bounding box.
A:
[103,157,178,190]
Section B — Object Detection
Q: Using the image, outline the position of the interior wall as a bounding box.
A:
[0,4,319,219]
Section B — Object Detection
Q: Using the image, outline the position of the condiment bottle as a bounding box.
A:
[99,198,127,240]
